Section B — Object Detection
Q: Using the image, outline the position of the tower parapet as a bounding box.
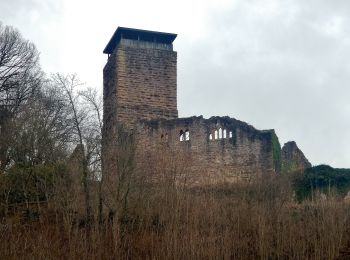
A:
[103,27,176,54]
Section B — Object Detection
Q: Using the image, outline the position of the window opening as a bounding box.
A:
[179,130,184,141]
[185,129,190,141]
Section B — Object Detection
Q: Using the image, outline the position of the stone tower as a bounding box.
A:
[103,27,178,131]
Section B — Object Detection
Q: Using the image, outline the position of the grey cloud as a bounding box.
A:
[0,0,63,24]
[178,0,350,167]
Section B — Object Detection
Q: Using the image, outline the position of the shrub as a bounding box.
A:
[294,164,350,201]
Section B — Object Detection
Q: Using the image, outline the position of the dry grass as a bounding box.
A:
[1,174,350,259]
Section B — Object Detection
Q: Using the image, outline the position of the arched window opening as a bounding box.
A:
[214,130,218,140]
[185,129,190,141]
[161,134,164,139]
[209,133,213,140]
[223,129,227,138]
[179,130,184,141]
[218,128,223,139]
[229,131,233,138]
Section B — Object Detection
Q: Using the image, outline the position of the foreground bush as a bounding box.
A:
[0,163,67,215]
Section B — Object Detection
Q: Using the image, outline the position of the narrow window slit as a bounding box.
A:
[185,129,190,141]
[179,130,184,141]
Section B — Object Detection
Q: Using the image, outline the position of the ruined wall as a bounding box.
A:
[136,116,281,185]
[282,141,311,173]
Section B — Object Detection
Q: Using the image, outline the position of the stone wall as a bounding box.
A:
[135,116,281,185]
[103,41,177,130]
[102,39,178,178]
[282,141,311,173]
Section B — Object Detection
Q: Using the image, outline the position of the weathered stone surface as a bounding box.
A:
[281,141,311,173]
[103,41,177,130]
[66,144,86,211]
[135,116,281,185]
[102,37,178,177]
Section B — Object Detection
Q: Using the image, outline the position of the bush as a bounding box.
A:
[0,163,67,208]
[294,165,350,201]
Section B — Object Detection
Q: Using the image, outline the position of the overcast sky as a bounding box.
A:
[1,0,349,168]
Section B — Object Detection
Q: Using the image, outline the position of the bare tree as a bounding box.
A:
[0,82,73,171]
[0,22,43,172]
[79,87,103,178]
[79,87,136,224]
[0,22,42,115]
[79,87,103,222]
[79,87,103,133]
[52,73,92,224]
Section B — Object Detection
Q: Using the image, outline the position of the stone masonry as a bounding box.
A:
[103,31,177,131]
[282,141,311,173]
[136,116,281,184]
[102,27,310,184]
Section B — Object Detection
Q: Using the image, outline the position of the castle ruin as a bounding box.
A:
[102,27,310,184]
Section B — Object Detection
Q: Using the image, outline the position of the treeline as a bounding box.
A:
[0,22,103,220]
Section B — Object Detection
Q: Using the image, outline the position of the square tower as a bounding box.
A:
[103,27,178,131]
